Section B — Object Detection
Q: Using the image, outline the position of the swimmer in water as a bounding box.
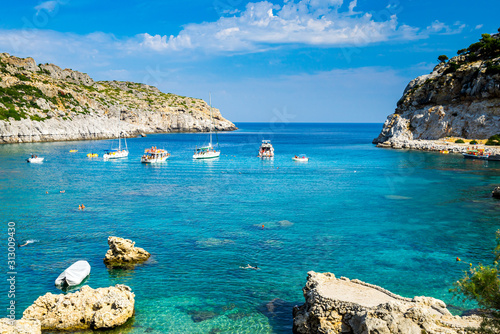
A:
[240,264,260,270]
[18,241,29,247]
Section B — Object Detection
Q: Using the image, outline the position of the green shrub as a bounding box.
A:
[455,139,465,144]
[485,61,500,76]
[438,55,449,63]
[451,230,500,333]
[470,140,478,145]
[444,62,460,75]
[486,134,500,146]
[14,73,31,82]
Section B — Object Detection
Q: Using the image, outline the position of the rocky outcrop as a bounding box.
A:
[22,284,134,331]
[293,271,480,334]
[0,53,237,144]
[493,186,500,199]
[104,236,150,266]
[374,33,500,147]
[0,318,41,333]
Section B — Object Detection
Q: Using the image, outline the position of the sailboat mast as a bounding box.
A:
[209,93,212,146]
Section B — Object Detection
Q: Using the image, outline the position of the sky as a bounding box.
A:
[0,1,498,122]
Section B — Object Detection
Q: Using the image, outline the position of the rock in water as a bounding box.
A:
[22,285,134,331]
[493,186,500,199]
[293,271,480,334]
[104,236,150,266]
[0,318,41,333]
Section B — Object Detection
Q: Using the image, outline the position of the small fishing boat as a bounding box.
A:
[258,140,274,158]
[55,260,91,287]
[293,154,309,162]
[463,147,490,160]
[141,147,170,163]
[69,149,78,153]
[27,154,44,163]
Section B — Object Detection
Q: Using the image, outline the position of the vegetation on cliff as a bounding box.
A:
[452,230,500,333]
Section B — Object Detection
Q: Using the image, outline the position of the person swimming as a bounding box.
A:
[240,264,260,270]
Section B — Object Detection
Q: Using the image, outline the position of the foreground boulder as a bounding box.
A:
[0,318,41,333]
[23,285,134,331]
[293,271,480,334]
[104,236,150,266]
[493,186,500,199]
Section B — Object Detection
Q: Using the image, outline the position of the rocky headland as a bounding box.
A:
[22,284,134,331]
[0,318,41,333]
[373,32,500,152]
[293,272,480,334]
[0,53,236,144]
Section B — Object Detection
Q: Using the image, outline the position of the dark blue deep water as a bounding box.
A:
[1,123,499,333]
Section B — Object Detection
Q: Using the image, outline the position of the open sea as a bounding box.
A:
[1,122,499,333]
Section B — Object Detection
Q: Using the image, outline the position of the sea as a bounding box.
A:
[0,123,499,333]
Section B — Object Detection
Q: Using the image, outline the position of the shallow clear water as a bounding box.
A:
[1,123,499,333]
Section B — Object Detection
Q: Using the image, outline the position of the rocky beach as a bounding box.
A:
[0,53,236,144]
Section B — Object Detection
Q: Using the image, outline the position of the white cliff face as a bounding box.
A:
[0,53,237,144]
[374,51,500,144]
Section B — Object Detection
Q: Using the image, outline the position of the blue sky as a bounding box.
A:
[0,0,498,122]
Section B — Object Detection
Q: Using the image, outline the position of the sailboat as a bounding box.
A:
[103,112,129,160]
[193,94,220,159]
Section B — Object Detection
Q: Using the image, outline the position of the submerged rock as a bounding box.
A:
[188,310,219,323]
[22,284,134,331]
[293,271,480,334]
[0,318,41,333]
[493,186,500,199]
[104,236,150,266]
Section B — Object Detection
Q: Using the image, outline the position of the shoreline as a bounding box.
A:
[375,138,500,154]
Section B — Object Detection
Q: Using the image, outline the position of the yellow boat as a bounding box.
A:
[87,153,98,158]
[440,150,449,154]
[69,149,78,153]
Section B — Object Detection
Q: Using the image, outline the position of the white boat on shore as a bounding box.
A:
[55,260,91,287]
[293,154,309,162]
[193,94,220,160]
[258,140,274,158]
[27,154,44,163]
[141,147,170,163]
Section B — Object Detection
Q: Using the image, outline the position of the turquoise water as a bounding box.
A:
[1,123,500,333]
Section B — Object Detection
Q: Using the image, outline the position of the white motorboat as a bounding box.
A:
[27,154,44,163]
[292,154,309,162]
[55,260,91,287]
[258,140,274,158]
[141,147,170,163]
[193,94,220,160]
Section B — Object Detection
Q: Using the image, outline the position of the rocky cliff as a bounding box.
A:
[0,53,237,144]
[293,271,480,334]
[374,32,500,146]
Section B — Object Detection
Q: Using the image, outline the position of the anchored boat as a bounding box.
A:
[293,154,309,162]
[193,94,220,160]
[463,147,490,160]
[141,147,170,163]
[27,154,44,163]
[258,140,274,158]
[55,260,91,287]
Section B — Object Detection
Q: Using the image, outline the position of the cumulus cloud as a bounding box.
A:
[34,0,65,15]
[137,0,422,53]
[425,20,466,35]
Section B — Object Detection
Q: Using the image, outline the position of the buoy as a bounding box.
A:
[262,225,264,229]
[456,257,461,262]
[45,191,48,194]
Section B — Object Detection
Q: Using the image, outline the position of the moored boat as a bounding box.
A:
[27,154,44,163]
[141,147,170,163]
[463,147,490,160]
[293,154,309,162]
[193,94,220,160]
[258,140,274,158]
[55,260,91,287]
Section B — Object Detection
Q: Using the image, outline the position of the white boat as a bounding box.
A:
[141,147,170,163]
[258,140,274,158]
[193,94,220,160]
[27,154,44,163]
[55,260,91,287]
[103,114,129,160]
[293,154,309,162]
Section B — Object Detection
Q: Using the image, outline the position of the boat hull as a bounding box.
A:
[27,157,44,163]
[293,158,309,162]
[463,153,489,160]
[193,152,220,159]
[103,151,129,160]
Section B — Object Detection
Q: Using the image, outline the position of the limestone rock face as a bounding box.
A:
[104,236,150,266]
[493,186,500,199]
[374,35,500,146]
[0,318,41,334]
[0,53,237,144]
[22,285,134,331]
[293,271,480,334]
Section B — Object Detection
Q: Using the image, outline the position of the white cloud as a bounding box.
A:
[475,24,483,30]
[425,20,466,35]
[137,0,422,53]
